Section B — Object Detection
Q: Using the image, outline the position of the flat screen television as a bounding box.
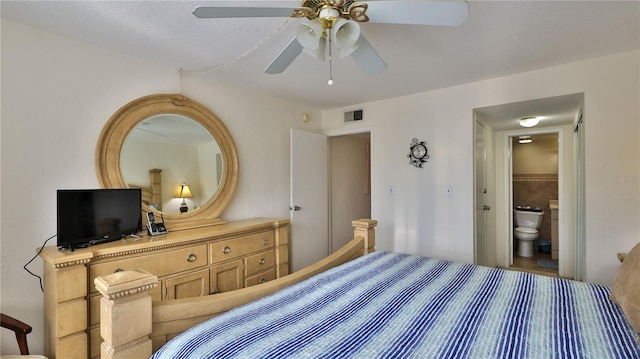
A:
[57,188,142,249]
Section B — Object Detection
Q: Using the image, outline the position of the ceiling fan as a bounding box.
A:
[193,0,469,84]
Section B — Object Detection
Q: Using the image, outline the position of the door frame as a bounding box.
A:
[474,119,488,266]
[573,111,585,281]
[324,126,375,251]
[502,127,568,275]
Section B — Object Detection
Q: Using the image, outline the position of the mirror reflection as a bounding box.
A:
[120,114,223,214]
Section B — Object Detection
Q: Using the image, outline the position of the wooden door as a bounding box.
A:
[290,129,329,272]
[164,268,210,299]
[210,260,243,294]
[475,120,488,266]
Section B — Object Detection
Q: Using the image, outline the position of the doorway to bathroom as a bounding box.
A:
[472,93,584,280]
[510,132,559,276]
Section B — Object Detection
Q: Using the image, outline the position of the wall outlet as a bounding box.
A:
[445,185,453,197]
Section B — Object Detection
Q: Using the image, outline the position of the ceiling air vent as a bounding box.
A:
[344,109,363,122]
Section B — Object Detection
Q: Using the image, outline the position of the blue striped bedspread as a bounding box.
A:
[151,251,639,358]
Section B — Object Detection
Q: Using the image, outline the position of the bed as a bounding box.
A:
[95,220,640,358]
[128,168,163,210]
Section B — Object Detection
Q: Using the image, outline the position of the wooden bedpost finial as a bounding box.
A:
[95,269,158,359]
[352,219,377,254]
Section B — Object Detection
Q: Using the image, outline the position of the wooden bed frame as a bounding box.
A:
[94,219,377,359]
[129,168,163,211]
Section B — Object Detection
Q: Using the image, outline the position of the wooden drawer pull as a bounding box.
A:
[263,238,269,246]
[223,246,231,254]
[260,278,267,284]
[187,254,197,262]
[259,258,265,265]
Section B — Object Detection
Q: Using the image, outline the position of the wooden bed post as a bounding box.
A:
[352,219,377,254]
[94,269,158,359]
[149,168,162,211]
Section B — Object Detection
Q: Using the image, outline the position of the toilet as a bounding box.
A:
[514,208,544,257]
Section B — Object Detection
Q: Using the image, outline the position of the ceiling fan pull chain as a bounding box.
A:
[328,28,334,86]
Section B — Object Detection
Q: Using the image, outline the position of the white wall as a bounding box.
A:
[0,19,321,355]
[322,50,640,286]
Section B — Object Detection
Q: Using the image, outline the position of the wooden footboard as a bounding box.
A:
[94,219,377,358]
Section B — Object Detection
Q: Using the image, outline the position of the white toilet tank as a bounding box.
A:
[515,209,544,229]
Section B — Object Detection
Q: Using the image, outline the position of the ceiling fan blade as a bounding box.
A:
[264,38,304,74]
[350,35,387,76]
[193,6,297,18]
[365,0,469,26]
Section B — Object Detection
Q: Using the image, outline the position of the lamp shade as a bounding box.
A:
[175,183,194,198]
[333,18,361,58]
[296,21,326,60]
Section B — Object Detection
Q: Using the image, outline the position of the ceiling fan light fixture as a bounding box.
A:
[303,37,327,60]
[333,18,361,58]
[519,116,540,128]
[193,0,470,80]
[318,7,341,22]
[295,21,327,60]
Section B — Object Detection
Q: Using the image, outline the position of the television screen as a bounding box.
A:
[57,188,142,249]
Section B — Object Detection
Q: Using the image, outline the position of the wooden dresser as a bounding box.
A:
[39,218,289,359]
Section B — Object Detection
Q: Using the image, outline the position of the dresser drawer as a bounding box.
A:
[210,231,274,262]
[89,245,207,293]
[245,250,275,276]
[245,268,276,287]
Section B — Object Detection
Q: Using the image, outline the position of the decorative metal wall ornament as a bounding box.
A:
[408,138,429,168]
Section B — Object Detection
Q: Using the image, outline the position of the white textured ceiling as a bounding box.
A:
[2,0,639,119]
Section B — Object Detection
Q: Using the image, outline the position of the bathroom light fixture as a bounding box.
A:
[519,116,539,128]
[518,136,533,144]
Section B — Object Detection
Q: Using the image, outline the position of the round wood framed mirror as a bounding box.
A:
[96,94,238,229]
